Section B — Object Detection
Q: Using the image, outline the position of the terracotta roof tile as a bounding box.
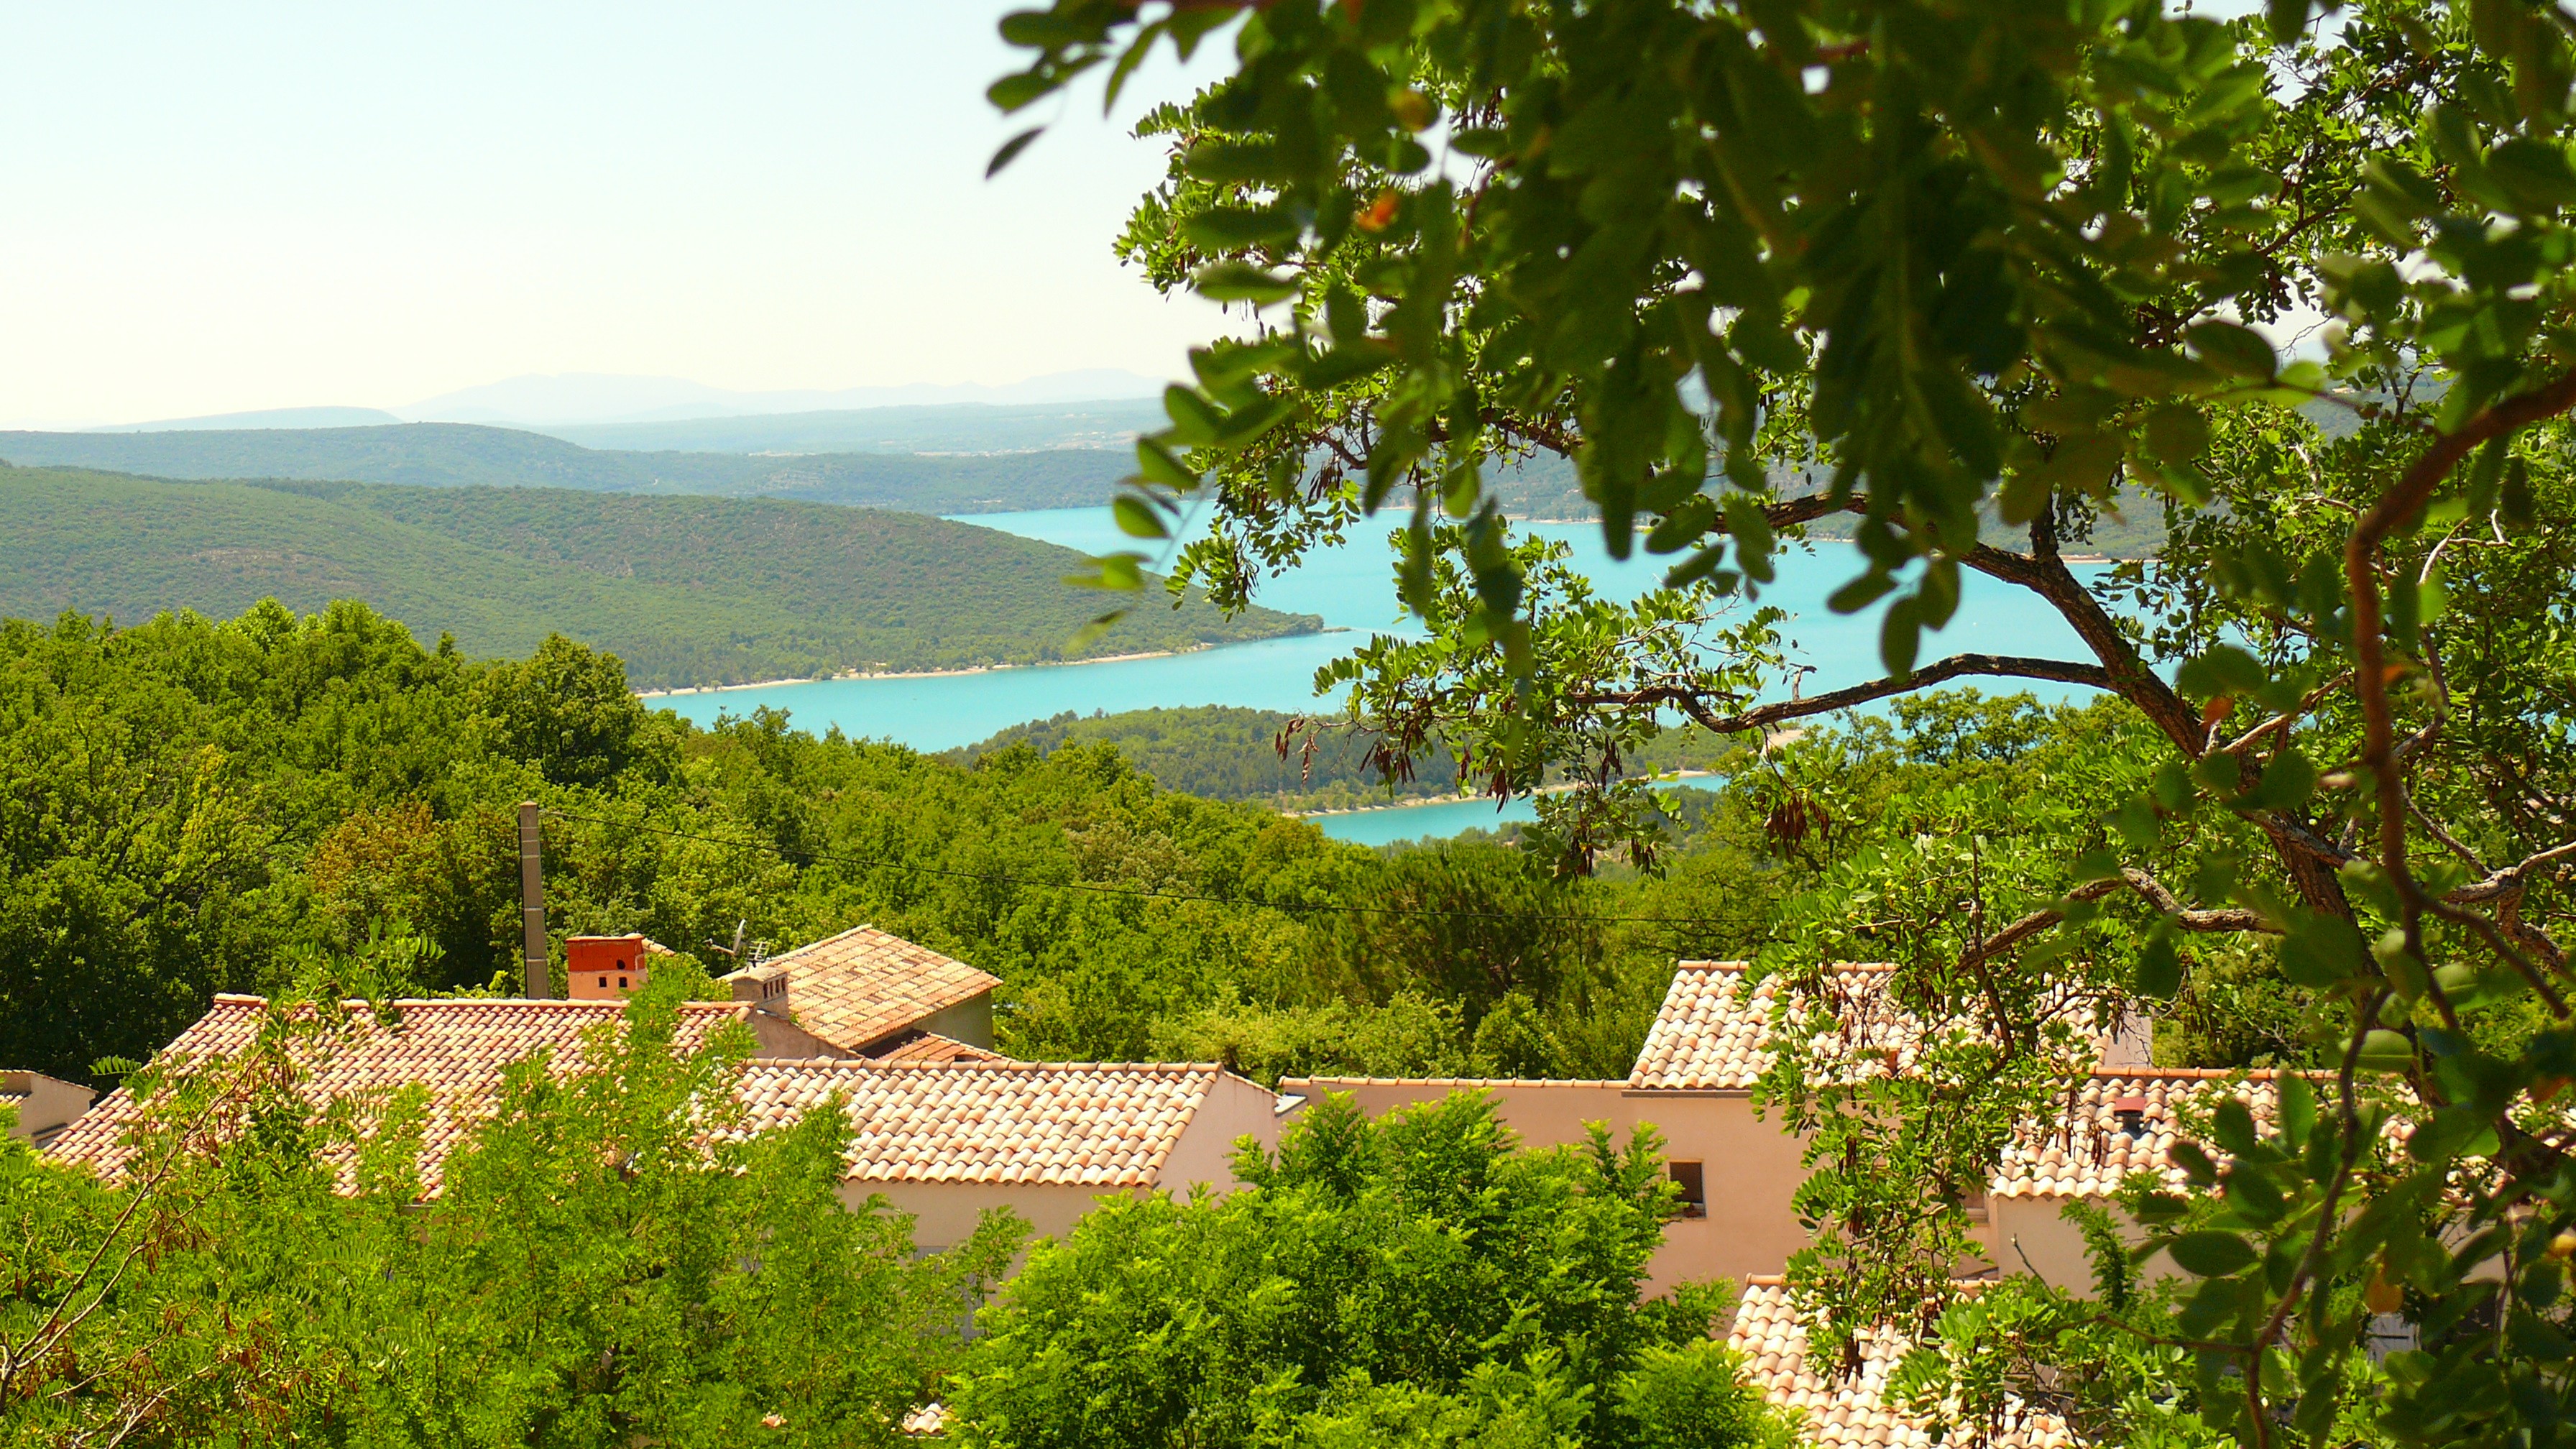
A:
[1993,1070,2322,1200]
[1728,1279,2072,1448]
[732,1059,1233,1186]
[45,995,751,1191]
[1629,962,1911,1090]
[870,1032,1011,1065]
[1284,1076,1629,1090]
[768,925,1000,1052]
[49,996,1248,1195]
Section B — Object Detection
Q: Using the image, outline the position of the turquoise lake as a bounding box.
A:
[647,508,2107,846]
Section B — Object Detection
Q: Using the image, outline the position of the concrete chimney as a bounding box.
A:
[724,963,791,1019]
[518,801,548,997]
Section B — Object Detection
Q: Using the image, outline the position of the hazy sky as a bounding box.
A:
[0,3,1230,426]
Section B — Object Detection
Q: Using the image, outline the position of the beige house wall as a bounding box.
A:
[4,1072,94,1148]
[1159,1072,1283,1190]
[1281,1079,1818,1293]
[845,1180,1108,1254]
[1986,1195,2183,1292]
[1627,1092,1816,1290]
[746,1012,847,1059]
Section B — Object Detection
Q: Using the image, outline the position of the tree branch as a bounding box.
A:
[1962,538,2200,752]
[2347,369,2576,971]
[1566,653,2118,736]
[2443,838,2576,907]
[1959,867,2278,972]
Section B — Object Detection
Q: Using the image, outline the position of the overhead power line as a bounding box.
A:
[541,807,1712,929]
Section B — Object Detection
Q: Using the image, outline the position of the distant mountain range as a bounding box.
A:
[92,405,408,433]
[538,399,1164,455]
[0,422,1136,515]
[0,415,2169,556]
[92,369,1172,433]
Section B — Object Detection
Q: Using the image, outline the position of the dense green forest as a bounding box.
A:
[0,464,1315,689]
[0,423,1137,515]
[0,594,2233,1099]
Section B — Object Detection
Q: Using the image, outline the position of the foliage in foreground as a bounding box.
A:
[0,972,1017,1449]
[986,0,2576,1439]
[947,1090,1788,1449]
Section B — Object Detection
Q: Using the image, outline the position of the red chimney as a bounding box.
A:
[2112,1094,2151,1139]
[566,935,651,1000]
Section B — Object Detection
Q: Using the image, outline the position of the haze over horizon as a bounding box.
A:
[0,3,1233,430]
[78,367,1172,433]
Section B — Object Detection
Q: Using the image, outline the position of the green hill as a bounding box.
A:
[949,705,1466,812]
[0,423,1132,515]
[0,465,1318,690]
[947,704,1754,813]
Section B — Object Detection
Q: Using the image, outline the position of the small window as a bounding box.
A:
[617,976,629,989]
[1669,1161,1707,1218]
[598,976,609,988]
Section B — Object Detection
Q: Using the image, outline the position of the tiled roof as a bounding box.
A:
[1728,1279,2072,1449]
[768,925,1000,1052]
[1993,1069,2314,1200]
[871,1031,1010,1065]
[1284,1077,1629,1091]
[732,1059,1230,1186]
[45,994,754,1190]
[1629,962,1911,1091]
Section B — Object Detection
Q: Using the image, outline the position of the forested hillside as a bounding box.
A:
[0,423,1133,514]
[0,465,1315,689]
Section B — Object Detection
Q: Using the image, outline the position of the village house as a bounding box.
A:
[754,924,1003,1060]
[42,938,2275,1445]
[45,926,1272,1254]
[1282,960,2201,1292]
[1283,960,2310,1446]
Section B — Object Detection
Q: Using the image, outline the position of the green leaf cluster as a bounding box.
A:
[946,1090,1790,1449]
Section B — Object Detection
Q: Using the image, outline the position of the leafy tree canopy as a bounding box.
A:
[1,966,1018,1447]
[947,1089,1788,1449]
[990,0,2576,1439]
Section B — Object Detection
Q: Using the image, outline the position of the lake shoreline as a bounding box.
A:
[639,629,1353,699]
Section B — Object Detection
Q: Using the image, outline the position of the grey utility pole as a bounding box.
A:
[518,801,548,997]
